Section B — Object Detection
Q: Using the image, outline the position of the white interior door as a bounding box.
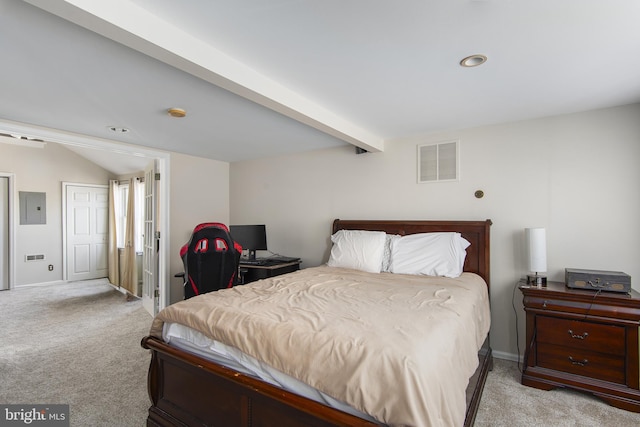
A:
[65,184,109,281]
[0,176,8,290]
[142,161,158,316]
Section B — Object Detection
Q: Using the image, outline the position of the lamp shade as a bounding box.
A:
[525,228,547,273]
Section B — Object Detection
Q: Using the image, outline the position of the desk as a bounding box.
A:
[238,261,301,284]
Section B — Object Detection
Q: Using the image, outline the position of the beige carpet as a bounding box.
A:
[475,356,640,426]
[0,279,152,426]
[1,279,639,426]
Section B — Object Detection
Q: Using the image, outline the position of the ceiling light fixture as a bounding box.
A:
[167,108,187,118]
[1,132,44,142]
[460,54,487,68]
[108,126,130,133]
[0,132,46,148]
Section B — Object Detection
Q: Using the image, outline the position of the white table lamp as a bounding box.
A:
[525,227,547,286]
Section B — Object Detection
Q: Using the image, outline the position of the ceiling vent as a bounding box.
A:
[417,140,459,183]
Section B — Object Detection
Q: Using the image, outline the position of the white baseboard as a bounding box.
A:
[14,280,66,288]
[13,278,111,289]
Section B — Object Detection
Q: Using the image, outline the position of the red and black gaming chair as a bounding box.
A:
[178,223,242,299]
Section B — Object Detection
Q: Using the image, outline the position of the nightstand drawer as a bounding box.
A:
[537,343,626,384]
[537,316,625,356]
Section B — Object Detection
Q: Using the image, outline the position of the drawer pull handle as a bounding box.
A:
[568,356,588,366]
[542,301,547,308]
[567,330,589,340]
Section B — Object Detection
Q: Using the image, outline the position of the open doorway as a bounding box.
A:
[0,120,170,314]
[63,173,158,316]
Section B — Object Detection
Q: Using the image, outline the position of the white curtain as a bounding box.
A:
[107,180,119,286]
[121,178,138,296]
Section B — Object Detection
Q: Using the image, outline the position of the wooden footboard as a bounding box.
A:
[141,335,492,427]
[141,335,378,427]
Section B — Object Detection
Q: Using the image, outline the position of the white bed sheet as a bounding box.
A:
[163,322,379,423]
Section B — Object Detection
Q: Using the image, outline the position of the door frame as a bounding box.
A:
[0,119,170,311]
[0,172,15,290]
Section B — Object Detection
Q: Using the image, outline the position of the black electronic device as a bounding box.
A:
[229,224,267,260]
[565,268,631,293]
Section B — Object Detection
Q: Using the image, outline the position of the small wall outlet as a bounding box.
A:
[48,264,54,271]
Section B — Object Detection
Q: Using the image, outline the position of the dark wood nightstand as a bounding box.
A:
[519,281,640,412]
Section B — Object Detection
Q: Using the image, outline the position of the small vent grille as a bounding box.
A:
[417,140,459,183]
[25,254,45,262]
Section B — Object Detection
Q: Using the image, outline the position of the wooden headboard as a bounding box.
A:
[332,219,492,287]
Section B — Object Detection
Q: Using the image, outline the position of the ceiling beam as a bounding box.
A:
[23,0,384,153]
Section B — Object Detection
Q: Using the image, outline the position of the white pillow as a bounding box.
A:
[327,230,386,273]
[381,234,401,272]
[389,232,471,278]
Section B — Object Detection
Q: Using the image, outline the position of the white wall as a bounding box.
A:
[0,142,114,285]
[230,103,640,359]
[168,151,230,303]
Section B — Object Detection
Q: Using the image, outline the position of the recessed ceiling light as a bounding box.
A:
[460,54,487,68]
[0,132,46,148]
[1,132,43,142]
[167,108,187,118]
[108,126,130,133]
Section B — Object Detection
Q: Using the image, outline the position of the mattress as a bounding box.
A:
[152,266,491,426]
[163,321,379,422]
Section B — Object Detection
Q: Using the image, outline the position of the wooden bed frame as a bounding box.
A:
[141,219,493,426]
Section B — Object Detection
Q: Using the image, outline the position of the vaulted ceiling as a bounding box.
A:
[1,0,639,174]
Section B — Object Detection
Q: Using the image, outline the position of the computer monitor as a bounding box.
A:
[229,224,267,260]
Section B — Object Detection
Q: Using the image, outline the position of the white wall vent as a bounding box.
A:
[25,254,45,262]
[417,140,459,183]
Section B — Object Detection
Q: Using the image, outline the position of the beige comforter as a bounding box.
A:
[150,266,490,427]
